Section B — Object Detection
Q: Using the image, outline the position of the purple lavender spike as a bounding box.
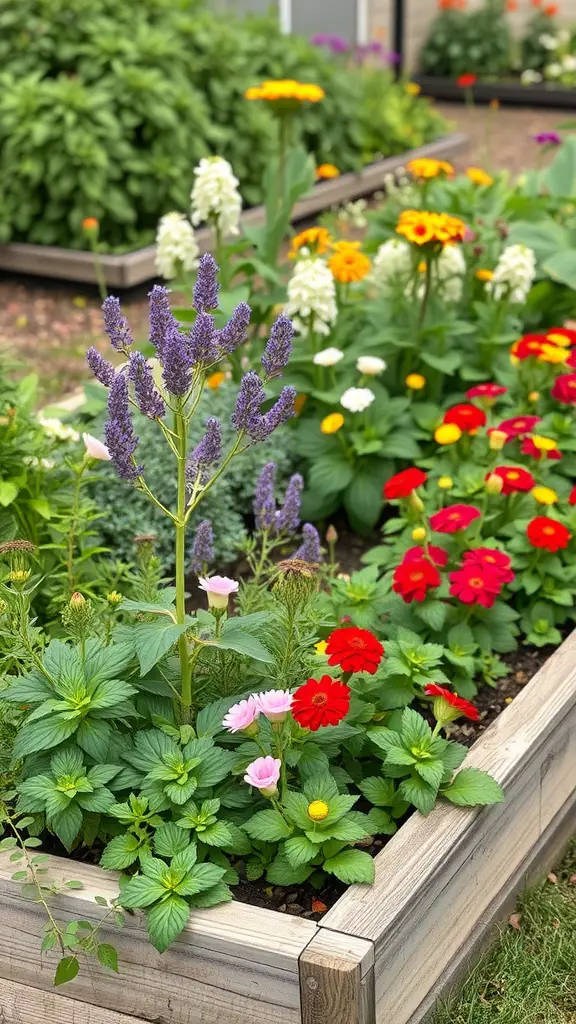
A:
[148,285,179,361]
[102,297,133,352]
[128,352,166,420]
[294,523,322,563]
[261,314,293,379]
[86,347,115,387]
[218,302,251,355]
[231,372,266,433]
[276,473,303,535]
[190,520,214,573]
[253,463,277,532]
[104,375,141,482]
[161,324,192,396]
[189,311,218,364]
[248,386,296,440]
[187,418,222,483]
[193,254,220,313]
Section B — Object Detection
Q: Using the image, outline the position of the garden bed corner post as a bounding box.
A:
[299,930,375,1024]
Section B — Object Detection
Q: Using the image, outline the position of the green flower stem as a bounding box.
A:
[65,456,90,594]
[185,432,245,521]
[417,256,433,333]
[174,402,192,721]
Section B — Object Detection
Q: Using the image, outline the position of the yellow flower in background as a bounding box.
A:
[466,167,494,187]
[476,269,494,281]
[435,423,462,445]
[539,342,568,365]
[406,158,454,180]
[316,163,340,180]
[315,640,328,656]
[406,82,421,95]
[547,331,572,347]
[294,394,307,416]
[206,371,225,390]
[328,241,371,283]
[417,261,427,273]
[245,79,325,103]
[438,476,453,489]
[412,526,426,541]
[532,486,558,505]
[528,391,540,402]
[289,226,332,258]
[531,435,558,452]
[489,429,508,451]
[406,373,426,390]
[321,413,345,434]
[396,209,466,246]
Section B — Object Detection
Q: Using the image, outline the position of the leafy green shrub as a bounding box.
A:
[420,0,511,79]
[0,0,444,250]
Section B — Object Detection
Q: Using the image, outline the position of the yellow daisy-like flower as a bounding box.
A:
[314,640,328,656]
[406,373,426,390]
[245,79,325,103]
[476,268,494,282]
[412,526,426,541]
[546,331,572,347]
[406,82,421,96]
[532,486,558,505]
[328,241,371,283]
[538,343,568,365]
[406,158,455,180]
[466,167,494,187]
[206,371,225,390]
[316,163,340,180]
[307,800,329,822]
[321,413,345,435]
[486,473,504,496]
[434,423,462,445]
[528,391,540,402]
[531,435,558,452]
[396,209,466,247]
[289,226,332,258]
[438,476,453,489]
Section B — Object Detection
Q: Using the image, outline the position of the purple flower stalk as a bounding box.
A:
[311,33,349,53]
[148,285,179,361]
[248,386,297,441]
[261,314,294,380]
[187,418,222,484]
[532,132,561,146]
[253,462,277,532]
[218,302,251,355]
[104,374,141,482]
[86,346,115,387]
[294,523,322,563]
[128,352,166,420]
[162,324,192,396]
[189,311,218,364]
[190,520,214,573]
[276,473,304,535]
[231,372,267,432]
[193,253,220,313]
[102,297,133,352]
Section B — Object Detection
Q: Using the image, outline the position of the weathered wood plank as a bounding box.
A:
[0,977,147,1024]
[299,931,375,1024]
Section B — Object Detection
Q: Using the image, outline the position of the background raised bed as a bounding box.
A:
[415,77,576,110]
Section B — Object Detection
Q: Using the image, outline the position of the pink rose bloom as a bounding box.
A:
[222,696,260,734]
[243,756,281,797]
[198,574,239,609]
[253,689,293,722]
[83,432,111,461]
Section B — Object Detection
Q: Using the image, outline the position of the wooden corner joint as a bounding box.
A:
[299,928,375,1024]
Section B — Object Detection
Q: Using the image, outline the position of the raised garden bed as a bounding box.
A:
[1,629,575,1024]
[0,135,467,289]
[415,76,576,110]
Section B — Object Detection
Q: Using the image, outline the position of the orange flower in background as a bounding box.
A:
[328,241,371,283]
[466,167,494,186]
[206,371,225,390]
[245,79,325,103]
[294,393,307,416]
[544,2,558,13]
[316,163,340,180]
[82,217,99,231]
[506,0,518,10]
[406,82,421,95]
[406,157,455,180]
[289,226,332,258]
[396,209,467,247]
[476,268,494,281]
[457,73,477,87]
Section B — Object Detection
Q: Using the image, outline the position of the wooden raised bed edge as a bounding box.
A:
[1,629,575,1024]
[415,75,576,109]
[0,134,468,289]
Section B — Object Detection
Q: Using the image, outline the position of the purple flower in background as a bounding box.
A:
[294,523,322,563]
[190,520,214,573]
[261,314,294,380]
[128,352,165,420]
[104,374,141,482]
[148,285,179,361]
[248,386,297,441]
[162,324,192,396]
[276,473,304,535]
[193,253,220,312]
[102,297,133,352]
[187,417,222,484]
[86,346,115,387]
[532,132,561,146]
[384,50,402,64]
[218,302,251,355]
[231,372,267,432]
[311,33,349,53]
[254,462,277,532]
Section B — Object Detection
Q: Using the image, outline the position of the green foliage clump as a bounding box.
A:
[420,0,511,78]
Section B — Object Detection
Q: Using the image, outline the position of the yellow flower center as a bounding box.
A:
[307,800,329,822]
[315,640,328,656]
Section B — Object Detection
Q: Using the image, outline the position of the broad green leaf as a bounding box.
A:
[0,480,18,506]
[131,619,193,676]
[154,822,191,858]
[358,776,396,807]
[216,625,273,663]
[76,719,112,762]
[97,943,119,973]
[542,251,576,290]
[324,849,375,884]
[13,715,78,760]
[398,774,437,816]
[198,822,232,847]
[442,768,504,807]
[177,862,225,896]
[189,881,233,908]
[146,894,190,953]
[100,834,142,870]
[54,956,79,986]
[284,835,320,868]
[51,804,83,851]
[266,852,314,886]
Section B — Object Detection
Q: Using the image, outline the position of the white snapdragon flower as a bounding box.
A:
[336,199,368,230]
[340,387,375,413]
[356,355,386,376]
[521,69,543,85]
[372,238,413,294]
[313,347,344,367]
[486,244,537,304]
[155,212,198,280]
[562,54,576,72]
[285,257,338,336]
[191,156,242,237]
[434,244,467,303]
[23,456,55,470]
[546,61,563,78]
[539,32,559,50]
[37,413,79,443]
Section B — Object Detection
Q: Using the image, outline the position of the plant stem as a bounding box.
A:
[66,458,88,594]
[174,403,192,722]
[417,256,433,334]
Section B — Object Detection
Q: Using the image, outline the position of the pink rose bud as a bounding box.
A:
[198,574,239,610]
[253,689,293,723]
[83,432,111,461]
[243,755,281,797]
[222,696,260,734]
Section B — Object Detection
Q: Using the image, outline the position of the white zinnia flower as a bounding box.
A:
[486,244,537,304]
[191,156,242,237]
[371,238,413,294]
[340,387,376,413]
[155,212,198,280]
[356,355,386,376]
[37,413,79,443]
[521,69,543,85]
[313,347,344,367]
[434,244,467,303]
[285,257,337,336]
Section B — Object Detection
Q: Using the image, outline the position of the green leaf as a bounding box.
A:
[358,776,396,807]
[542,251,576,290]
[154,822,191,858]
[398,775,437,816]
[199,822,233,847]
[119,875,167,909]
[442,768,504,807]
[366,808,396,835]
[176,862,225,896]
[100,834,142,871]
[266,852,314,886]
[284,835,320,868]
[146,894,190,953]
[131,619,193,676]
[217,625,274,663]
[413,599,448,632]
[308,455,354,496]
[0,480,19,507]
[76,719,112,762]
[414,759,445,791]
[400,708,432,749]
[189,881,233,908]
[97,943,119,973]
[51,804,83,851]
[54,956,79,986]
[324,849,375,885]
[13,715,78,760]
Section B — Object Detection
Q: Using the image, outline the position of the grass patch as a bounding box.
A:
[435,841,576,1024]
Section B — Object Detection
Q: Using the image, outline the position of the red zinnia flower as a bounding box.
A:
[383,467,427,500]
[496,415,541,438]
[424,683,479,722]
[392,558,441,603]
[466,383,507,404]
[463,547,515,583]
[443,403,486,434]
[325,626,384,675]
[403,544,449,568]
[489,465,535,495]
[511,334,548,361]
[569,484,576,506]
[457,73,477,87]
[521,437,562,461]
[429,504,481,533]
[551,373,576,404]
[292,675,351,731]
[526,516,571,553]
[449,564,503,608]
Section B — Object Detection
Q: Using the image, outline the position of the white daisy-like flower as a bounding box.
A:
[313,347,344,367]
[486,244,537,304]
[340,387,376,413]
[285,257,338,336]
[155,212,198,280]
[191,156,242,237]
[356,355,386,375]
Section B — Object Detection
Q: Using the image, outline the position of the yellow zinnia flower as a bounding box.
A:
[438,476,453,489]
[316,163,340,180]
[539,343,568,365]
[466,167,494,187]
[531,435,558,452]
[321,413,344,435]
[489,429,508,451]
[289,226,332,258]
[406,158,454,180]
[532,486,558,505]
[528,390,540,402]
[411,526,426,541]
[435,423,462,445]
[314,640,328,656]
[328,241,371,283]
[406,373,426,390]
[476,268,494,282]
[406,82,421,96]
[245,79,325,103]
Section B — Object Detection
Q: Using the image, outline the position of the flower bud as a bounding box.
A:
[70,592,86,610]
[9,569,30,584]
[486,473,504,495]
[107,591,123,606]
[437,476,453,490]
[408,491,424,513]
[489,430,507,451]
[528,391,540,402]
[325,524,338,545]
[307,800,329,822]
[411,526,426,542]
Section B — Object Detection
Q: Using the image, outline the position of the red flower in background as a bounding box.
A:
[552,373,576,404]
[521,437,562,461]
[463,547,515,583]
[449,564,504,608]
[511,334,548,360]
[404,544,449,568]
[383,467,427,500]
[443,403,486,433]
[393,558,441,603]
[490,465,535,494]
[424,683,479,721]
[430,504,481,533]
[292,676,351,731]
[466,383,507,404]
[325,627,384,675]
[569,485,576,506]
[457,73,477,87]
[496,415,541,438]
[546,327,576,346]
[526,516,571,553]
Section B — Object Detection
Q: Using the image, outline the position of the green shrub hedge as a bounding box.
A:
[0,0,445,250]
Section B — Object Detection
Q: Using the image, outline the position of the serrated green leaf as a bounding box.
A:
[324,849,375,884]
[97,943,119,973]
[146,895,190,953]
[54,956,79,986]
[442,768,504,807]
